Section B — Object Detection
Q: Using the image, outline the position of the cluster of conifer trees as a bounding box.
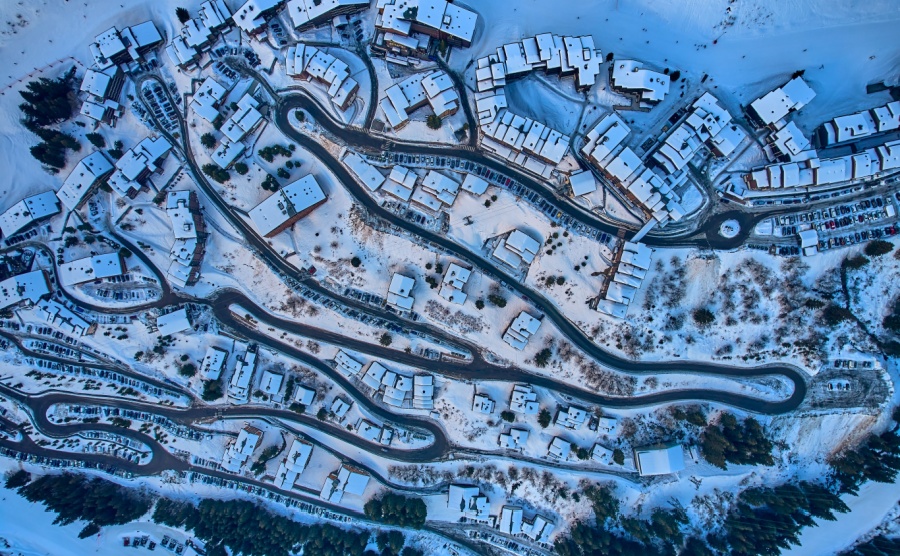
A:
[19,68,81,172]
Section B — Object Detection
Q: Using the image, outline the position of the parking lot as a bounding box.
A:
[140,81,179,133]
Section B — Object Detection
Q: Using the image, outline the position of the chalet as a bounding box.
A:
[249,174,328,237]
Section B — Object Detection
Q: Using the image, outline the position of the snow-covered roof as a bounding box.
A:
[611,59,671,102]
[335,350,363,376]
[461,174,488,195]
[798,228,819,249]
[249,174,327,237]
[212,140,246,168]
[412,374,434,409]
[287,0,368,29]
[200,346,228,380]
[498,428,529,450]
[447,484,489,520]
[320,464,369,502]
[157,308,192,336]
[294,385,316,405]
[107,136,173,198]
[509,384,539,414]
[221,426,262,472]
[502,311,541,350]
[229,346,258,401]
[472,393,495,414]
[343,152,386,190]
[0,271,50,311]
[556,405,588,429]
[35,299,93,336]
[57,151,114,210]
[260,370,284,396]
[80,68,115,100]
[274,437,313,490]
[387,273,416,311]
[221,94,263,143]
[382,165,417,201]
[499,506,524,535]
[231,0,281,33]
[0,191,60,237]
[376,0,477,45]
[748,76,815,126]
[569,170,597,196]
[191,77,227,123]
[438,263,470,305]
[821,100,900,146]
[634,443,685,476]
[418,170,460,207]
[59,253,123,286]
[548,436,572,459]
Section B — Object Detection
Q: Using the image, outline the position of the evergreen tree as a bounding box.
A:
[176,7,190,24]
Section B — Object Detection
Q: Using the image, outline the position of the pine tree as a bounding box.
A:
[176,7,190,24]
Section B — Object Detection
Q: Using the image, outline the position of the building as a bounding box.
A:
[107,136,173,199]
[474,33,602,93]
[320,464,370,502]
[498,505,523,535]
[767,121,815,162]
[597,241,653,319]
[547,436,572,460]
[376,0,478,48]
[799,228,819,257]
[285,44,359,110]
[294,384,316,406]
[200,346,229,380]
[502,311,541,350]
[335,350,364,376]
[221,425,262,472]
[412,374,434,409]
[555,405,588,430]
[249,174,328,237]
[386,273,416,311]
[509,384,539,414]
[411,170,460,211]
[56,151,114,210]
[746,76,816,129]
[361,361,387,390]
[157,308,192,336]
[221,94,264,143]
[79,67,124,123]
[447,484,489,521]
[58,253,124,286]
[0,271,50,311]
[287,0,369,30]
[229,345,258,402]
[35,299,96,336]
[634,442,685,476]
[231,0,283,35]
[273,438,313,490]
[497,506,554,542]
[89,22,163,70]
[212,140,246,168]
[343,152,386,190]
[480,106,571,171]
[379,70,460,130]
[521,514,555,543]
[438,263,470,304]
[259,369,284,399]
[492,229,540,269]
[569,170,597,197]
[330,396,352,419]
[498,428,528,450]
[166,190,207,288]
[357,419,385,443]
[610,60,671,104]
[817,100,900,147]
[190,77,228,123]
[382,165,418,201]
[168,0,233,67]
[381,372,412,407]
[461,174,488,195]
[0,192,60,238]
[590,444,616,465]
[473,393,495,414]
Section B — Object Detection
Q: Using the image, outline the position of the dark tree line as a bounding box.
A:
[153,498,369,556]
[700,413,774,469]
[841,535,900,556]
[17,472,153,538]
[363,493,427,529]
[19,67,80,172]
[830,425,900,495]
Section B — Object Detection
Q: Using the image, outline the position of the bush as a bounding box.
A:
[864,239,894,257]
[844,255,869,269]
[612,448,625,465]
[692,307,715,326]
[500,410,515,423]
[78,522,101,538]
[179,363,196,377]
[176,7,190,24]
[350,256,361,268]
[379,332,392,347]
[426,114,442,129]
[234,162,249,175]
[294,110,305,122]
[316,407,328,420]
[475,299,484,310]
[289,402,306,414]
[202,163,229,184]
[86,132,105,148]
[537,408,551,428]
[534,348,552,368]
[277,167,290,179]
[200,133,216,148]
[4,469,30,489]
[822,304,854,326]
[487,294,506,308]
[201,380,223,401]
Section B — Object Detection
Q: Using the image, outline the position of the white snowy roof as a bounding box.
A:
[35,299,92,336]
[461,174,488,195]
[249,174,327,236]
[749,77,815,125]
[447,484,489,520]
[503,311,541,350]
[0,191,60,237]
[798,228,819,249]
[498,428,529,450]
[200,346,228,380]
[420,170,460,206]
[221,94,263,143]
[260,370,284,396]
[335,350,363,376]
[509,384,539,414]
[157,308,191,336]
[287,0,368,29]
[221,426,261,472]
[506,229,540,259]
[212,140,246,168]
[611,59,670,102]
[80,68,114,99]
[231,0,281,33]
[387,273,415,311]
[569,170,597,196]
[548,436,572,459]
[294,385,316,405]
[472,393,495,414]
[57,151,114,210]
[59,253,123,286]
[635,443,685,476]
[344,152,385,190]
[191,77,227,123]
[0,271,50,311]
[556,405,588,429]
[499,506,524,535]
[383,166,417,201]
[107,136,173,197]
